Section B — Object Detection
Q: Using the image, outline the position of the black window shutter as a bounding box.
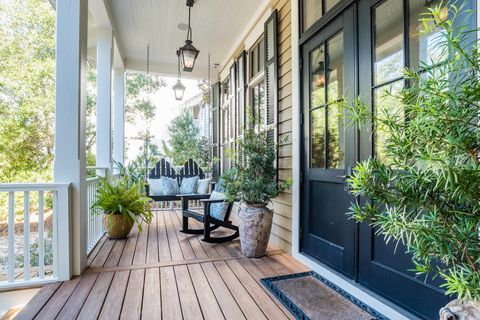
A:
[236,51,246,137]
[265,10,278,164]
[211,82,221,178]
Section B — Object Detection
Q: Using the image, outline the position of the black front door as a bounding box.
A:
[300,7,357,278]
[300,1,461,319]
[356,0,452,318]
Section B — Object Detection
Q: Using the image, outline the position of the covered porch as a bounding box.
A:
[1,0,307,317]
[13,209,307,319]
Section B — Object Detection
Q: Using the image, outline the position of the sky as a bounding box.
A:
[124,76,202,162]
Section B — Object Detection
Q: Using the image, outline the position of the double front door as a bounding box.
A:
[300,2,451,319]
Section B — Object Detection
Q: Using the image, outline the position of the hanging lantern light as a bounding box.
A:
[313,61,326,88]
[173,50,186,101]
[179,0,199,72]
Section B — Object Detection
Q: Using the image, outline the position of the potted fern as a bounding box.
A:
[92,178,153,239]
[344,4,479,319]
[222,128,290,257]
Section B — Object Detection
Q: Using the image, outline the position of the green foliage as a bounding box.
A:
[91,179,153,232]
[86,66,97,154]
[0,0,55,182]
[344,4,480,301]
[115,158,151,192]
[197,136,217,173]
[222,128,290,205]
[125,73,166,123]
[0,234,53,269]
[162,112,202,166]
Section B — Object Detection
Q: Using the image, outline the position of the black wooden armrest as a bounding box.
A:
[199,198,226,204]
[177,194,211,200]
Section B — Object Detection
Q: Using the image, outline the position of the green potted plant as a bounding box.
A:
[92,178,153,239]
[343,4,479,318]
[223,128,290,257]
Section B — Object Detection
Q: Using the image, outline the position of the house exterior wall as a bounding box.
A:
[218,0,293,252]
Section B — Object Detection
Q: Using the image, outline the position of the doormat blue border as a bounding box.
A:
[260,271,389,320]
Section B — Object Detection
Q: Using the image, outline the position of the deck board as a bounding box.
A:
[16,210,309,320]
[141,268,161,320]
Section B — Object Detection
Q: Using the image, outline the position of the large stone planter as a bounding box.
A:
[103,213,134,239]
[238,203,273,258]
[440,300,480,320]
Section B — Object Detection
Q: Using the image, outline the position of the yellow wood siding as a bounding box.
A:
[222,0,294,253]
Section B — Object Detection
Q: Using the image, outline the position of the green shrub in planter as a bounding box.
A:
[92,178,153,238]
[222,128,290,257]
[343,3,480,310]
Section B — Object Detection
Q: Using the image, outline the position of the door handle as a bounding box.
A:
[337,166,353,179]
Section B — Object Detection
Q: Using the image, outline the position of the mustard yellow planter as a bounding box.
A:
[103,213,134,239]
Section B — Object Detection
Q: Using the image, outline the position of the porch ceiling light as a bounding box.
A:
[179,0,199,72]
[173,80,186,101]
[173,50,186,101]
[313,61,326,88]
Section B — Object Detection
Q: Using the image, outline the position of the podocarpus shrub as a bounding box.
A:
[345,3,480,301]
[222,128,290,205]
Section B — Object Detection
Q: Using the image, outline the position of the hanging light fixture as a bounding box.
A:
[179,0,199,72]
[173,50,186,101]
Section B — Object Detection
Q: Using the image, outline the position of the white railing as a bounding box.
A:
[87,177,104,254]
[0,183,71,290]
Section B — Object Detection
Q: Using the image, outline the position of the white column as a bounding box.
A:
[113,68,125,170]
[54,0,88,276]
[96,28,113,176]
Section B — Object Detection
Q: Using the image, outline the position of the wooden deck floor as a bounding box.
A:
[14,210,309,320]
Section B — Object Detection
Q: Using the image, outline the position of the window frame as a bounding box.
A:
[249,36,265,81]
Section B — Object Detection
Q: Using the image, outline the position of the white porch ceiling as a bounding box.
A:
[104,0,263,79]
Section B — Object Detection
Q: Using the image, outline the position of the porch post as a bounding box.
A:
[96,28,113,176]
[113,68,125,170]
[54,0,88,276]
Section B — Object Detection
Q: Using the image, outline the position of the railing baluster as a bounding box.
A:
[8,192,15,283]
[38,191,45,279]
[88,184,91,250]
[52,190,58,277]
[23,191,30,281]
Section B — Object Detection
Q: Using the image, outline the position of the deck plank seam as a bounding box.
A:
[223,259,277,320]
[209,262,248,320]
[189,263,226,320]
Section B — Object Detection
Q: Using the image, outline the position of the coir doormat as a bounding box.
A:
[261,271,388,320]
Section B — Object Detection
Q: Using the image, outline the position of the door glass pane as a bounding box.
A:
[327,103,345,168]
[311,107,326,168]
[327,32,344,102]
[374,80,404,163]
[373,0,404,85]
[304,0,322,31]
[325,0,340,12]
[409,0,446,70]
[311,44,326,108]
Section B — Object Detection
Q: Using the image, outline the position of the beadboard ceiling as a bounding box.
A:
[104,0,263,79]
